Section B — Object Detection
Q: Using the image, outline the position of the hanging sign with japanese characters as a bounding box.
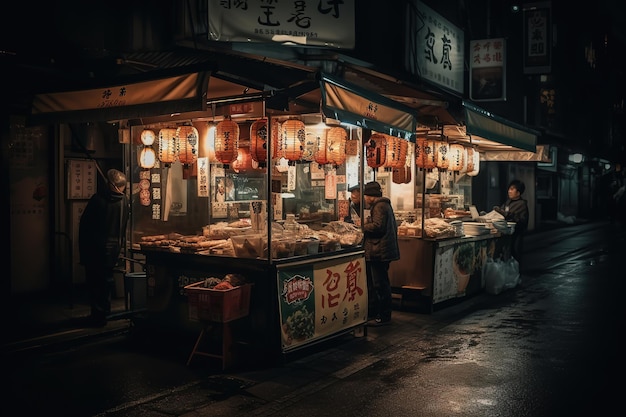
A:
[208,0,355,49]
[408,1,464,94]
[278,254,367,351]
[523,2,551,74]
[470,38,506,102]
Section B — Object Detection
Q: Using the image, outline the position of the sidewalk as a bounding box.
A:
[1,218,593,355]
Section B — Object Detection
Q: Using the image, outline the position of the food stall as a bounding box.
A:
[129,73,418,361]
[389,101,540,312]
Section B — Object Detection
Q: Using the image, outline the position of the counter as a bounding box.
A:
[389,232,509,312]
[138,248,368,362]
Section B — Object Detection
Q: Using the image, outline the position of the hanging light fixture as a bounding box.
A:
[465,147,475,173]
[140,129,156,146]
[467,149,481,176]
[448,143,465,171]
[204,122,218,163]
[313,128,330,167]
[176,125,199,166]
[385,136,408,170]
[250,118,269,165]
[435,140,450,170]
[415,137,437,171]
[158,128,178,165]
[232,143,257,173]
[138,146,156,169]
[280,119,305,162]
[215,118,239,165]
[366,132,387,168]
[326,126,347,166]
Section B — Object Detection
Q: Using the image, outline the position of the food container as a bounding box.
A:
[264,237,296,258]
[231,234,264,258]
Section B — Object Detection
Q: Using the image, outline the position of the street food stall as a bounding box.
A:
[128,72,418,362]
[388,101,540,312]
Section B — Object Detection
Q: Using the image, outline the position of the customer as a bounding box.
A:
[494,179,529,268]
[79,169,130,327]
[362,181,400,326]
[344,184,361,225]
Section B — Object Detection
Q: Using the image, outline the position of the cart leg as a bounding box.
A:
[186,327,207,366]
[221,323,233,370]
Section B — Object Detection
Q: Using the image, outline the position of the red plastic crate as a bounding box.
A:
[184,282,252,323]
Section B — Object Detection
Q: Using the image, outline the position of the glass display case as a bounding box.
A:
[129,114,364,261]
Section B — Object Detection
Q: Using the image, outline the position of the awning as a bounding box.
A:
[320,73,417,140]
[480,144,551,162]
[462,100,539,152]
[29,72,210,125]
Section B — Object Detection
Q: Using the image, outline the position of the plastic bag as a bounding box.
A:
[483,256,520,295]
[502,257,521,290]
[483,257,505,295]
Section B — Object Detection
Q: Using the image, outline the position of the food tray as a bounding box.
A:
[184,282,252,323]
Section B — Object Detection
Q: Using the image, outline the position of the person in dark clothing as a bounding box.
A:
[79,169,129,327]
[494,179,529,267]
[362,181,400,326]
[344,184,361,225]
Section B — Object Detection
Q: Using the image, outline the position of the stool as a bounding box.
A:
[186,320,235,370]
[400,285,426,310]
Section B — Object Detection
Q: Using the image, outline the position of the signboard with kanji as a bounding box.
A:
[470,38,506,101]
[278,254,367,351]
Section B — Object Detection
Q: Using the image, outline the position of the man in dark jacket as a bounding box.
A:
[362,181,400,326]
[79,169,129,327]
[494,179,528,267]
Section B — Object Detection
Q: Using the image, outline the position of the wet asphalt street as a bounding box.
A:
[3,221,624,416]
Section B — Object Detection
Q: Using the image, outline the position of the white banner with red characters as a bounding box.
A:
[278,254,367,351]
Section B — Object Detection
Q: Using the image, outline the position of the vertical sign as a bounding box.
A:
[197,157,209,197]
[523,2,552,74]
[470,38,506,101]
[408,1,464,94]
[67,159,97,200]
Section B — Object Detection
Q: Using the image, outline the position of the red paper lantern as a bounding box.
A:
[250,118,277,164]
[158,128,178,165]
[415,137,437,170]
[385,135,408,169]
[280,119,305,161]
[313,129,330,166]
[176,125,199,166]
[467,149,481,176]
[215,119,239,164]
[366,133,387,168]
[465,147,475,173]
[232,145,257,173]
[448,143,465,171]
[435,140,450,170]
[326,126,347,166]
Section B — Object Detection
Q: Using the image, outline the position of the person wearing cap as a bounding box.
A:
[79,169,130,327]
[362,181,400,326]
[344,184,361,225]
[494,179,528,268]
